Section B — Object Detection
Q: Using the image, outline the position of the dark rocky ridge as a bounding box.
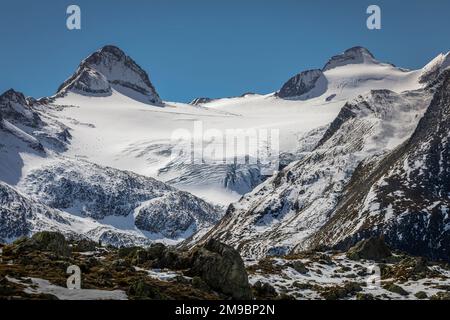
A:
[0,89,71,153]
[189,97,216,105]
[0,89,41,127]
[308,70,450,262]
[277,69,326,99]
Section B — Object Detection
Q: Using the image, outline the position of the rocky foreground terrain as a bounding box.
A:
[0,232,448,300]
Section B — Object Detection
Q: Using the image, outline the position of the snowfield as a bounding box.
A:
[40,48,423,206]
[1,44,449,257]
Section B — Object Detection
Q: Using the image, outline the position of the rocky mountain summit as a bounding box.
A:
[57,45,162,105]
[322,46,380,71]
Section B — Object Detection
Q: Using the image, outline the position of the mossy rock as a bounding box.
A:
[343,282,363,294]
[146,243,167,260]
[117,246,141,259]
[23,232,71,257]
[321,286,348,300]
[192,276,210,291]
[0,276,15,296]
[187,239,253,300]
[414,291,428,299]
[72,239,98,252]
[383,283,409,296]
[356,293,375,300]
[127,279,166,300]
[336,266,352,273]
[347,237,391,261]
[430,292,450,300]
[320,282,362,300]
[292,281,314,290]
[253,281,278,298]
[277,293,296,300]
[111,258,131,272]
[155,249,191,270]
[289,261,308,274]
[131,249,148,265]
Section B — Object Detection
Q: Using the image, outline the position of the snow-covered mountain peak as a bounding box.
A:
[420,51,450,84]
[57,45,162,105]
[323,46,379,71]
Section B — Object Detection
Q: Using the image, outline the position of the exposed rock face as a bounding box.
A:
[278,69,327,100]
[0,89,71,155]
[187,239,253,300]
[252,281,278,298]
[60,67,111,96]
[308,70,450,262]
[190,97,215,105]
[346,237,392,261]
[20,158,220,240]
[134,192,218,238]
[200,88,430,259]
[0,89,40,127]
[0,182,33,241]
[322,46,378,71]
[113,239,253,299]
[57,45,162,105]
[0,183,76,243]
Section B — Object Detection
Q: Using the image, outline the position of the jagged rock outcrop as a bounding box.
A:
[57,45,162,105]
[190,97,216,106]
[13,231,71,257]
[0,89,71,153]
[187,239,253,300]
[322,46,379,71]
[0,89,41,127]
[277,69,327,100]
[346,237,392,261]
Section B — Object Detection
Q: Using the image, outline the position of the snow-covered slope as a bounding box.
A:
[0,181,149,246]
[306,69,450,261]
[420,52,450,84]
[199,88,431,258]
[198,54,450,261]
[0,87,220,245]
[2,45,448,256]
[0,89,71,184]
[44,47,425,205]
[18,158,220,240]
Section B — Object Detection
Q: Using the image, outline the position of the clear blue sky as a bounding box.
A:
[1,0,449,102]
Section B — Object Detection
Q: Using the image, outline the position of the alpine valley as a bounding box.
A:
[1,45,449,300]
